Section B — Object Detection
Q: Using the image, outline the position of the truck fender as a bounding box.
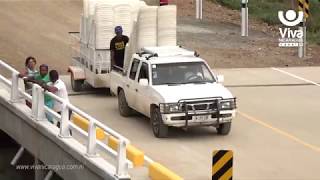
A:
[68,66,85,80]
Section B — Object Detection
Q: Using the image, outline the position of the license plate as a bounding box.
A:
[193,115,209,121]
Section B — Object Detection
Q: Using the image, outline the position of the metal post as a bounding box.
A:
[59,102,71,138]
[86,119,97,157]
[298,21,304,58]
[196,0,203,20]
[241,0,248,37]
[303,22,307,57]
[44,170,54,180]
[10,72,19,103]
[115,139,130,179]
[10,147,24,166]
[34,158,46,180]
[199,0,203,20]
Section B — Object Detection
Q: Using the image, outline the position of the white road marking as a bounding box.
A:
[271,67,320,87]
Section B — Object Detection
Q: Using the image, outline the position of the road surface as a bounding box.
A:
[64,67,320,179]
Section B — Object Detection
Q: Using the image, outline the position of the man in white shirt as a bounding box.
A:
[42,70,71,128]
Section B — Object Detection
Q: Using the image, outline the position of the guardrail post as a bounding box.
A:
[31,85,39,119]
[10,72,19,103]
[196,0,203,20]
[86,118,97,157]
[32,84,46,121]
[10,147,24,166]
[115,139,129,179]
[241,0,249,37]
[298,21,304,58]
[58,102,71,138]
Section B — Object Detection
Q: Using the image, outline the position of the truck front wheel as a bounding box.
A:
[216,122,232,135]
[118,90,132,117]
[71,74,83,92]
[151,107,168,138]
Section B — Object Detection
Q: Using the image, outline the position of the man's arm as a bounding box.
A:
[41,83,58,93]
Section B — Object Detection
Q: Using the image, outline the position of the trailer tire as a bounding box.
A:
[118,90,132,117]
[71,74,83,92]
[217,122,231,135]
[151,107,168,138]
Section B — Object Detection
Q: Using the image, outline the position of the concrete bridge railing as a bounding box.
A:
[0,60,132,180]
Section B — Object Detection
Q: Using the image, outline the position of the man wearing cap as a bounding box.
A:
[110,26,129,69]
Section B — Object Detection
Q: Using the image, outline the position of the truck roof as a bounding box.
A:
[148,56,204,64]
[138,46,205,64]
[142,46,195,57]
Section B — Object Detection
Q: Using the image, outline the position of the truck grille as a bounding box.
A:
[181,102,218,111]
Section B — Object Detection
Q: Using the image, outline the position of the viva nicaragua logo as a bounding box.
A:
[278,10,304,47]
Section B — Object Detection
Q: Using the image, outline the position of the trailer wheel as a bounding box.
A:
[217,122,232,135]
[71,74,83,92]
[118,90,132,117]
[151,107,168,138]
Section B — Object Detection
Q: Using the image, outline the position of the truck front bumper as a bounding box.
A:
[161,110,236,127]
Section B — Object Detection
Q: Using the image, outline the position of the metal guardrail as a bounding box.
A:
[0,60,131,179]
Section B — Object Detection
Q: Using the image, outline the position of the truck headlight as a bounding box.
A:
[159,103,181,114]
[220,100,236,110]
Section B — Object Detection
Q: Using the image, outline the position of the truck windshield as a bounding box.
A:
[151,62,215,85]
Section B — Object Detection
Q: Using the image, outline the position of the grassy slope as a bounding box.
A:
[214,0,320,44]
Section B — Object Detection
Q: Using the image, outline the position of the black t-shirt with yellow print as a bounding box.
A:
[110,35,129,68]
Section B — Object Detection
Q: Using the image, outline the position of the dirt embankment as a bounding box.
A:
[0,0,82,74]
[172,0,320,68]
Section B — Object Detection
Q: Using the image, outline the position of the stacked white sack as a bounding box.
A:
[157,5,177,46]
[94,1,115,49]
[113,3,133,39]
[124,21,138,71]
[83,0,89,17]
[137,6,158,50]
[88,0,97,16]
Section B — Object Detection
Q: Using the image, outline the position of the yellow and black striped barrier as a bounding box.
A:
[298,0,310,19]
[212,150,233,180]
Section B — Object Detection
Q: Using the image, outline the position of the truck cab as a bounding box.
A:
[111,46,237,138]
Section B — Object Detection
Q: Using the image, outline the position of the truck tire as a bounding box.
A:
[217,122,231,135]
[71,74,83,92]
[118,90,132,117]
[151,107,168,138]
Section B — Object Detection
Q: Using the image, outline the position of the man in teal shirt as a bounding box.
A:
[27,64,54,123]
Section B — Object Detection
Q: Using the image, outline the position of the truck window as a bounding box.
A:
[129,59,140,80]
[138,63,149,82]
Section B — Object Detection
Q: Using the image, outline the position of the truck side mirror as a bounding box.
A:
[139,79,149,86]
[217,75,224,83]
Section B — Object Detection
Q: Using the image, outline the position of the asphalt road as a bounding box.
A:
[65,67,320,179]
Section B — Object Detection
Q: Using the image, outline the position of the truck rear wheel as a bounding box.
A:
[151,107,168,138]
[217,122,231,135]
[71,74,83,92]
[118,90,132,117]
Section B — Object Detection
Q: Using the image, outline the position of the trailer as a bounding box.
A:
[68,0,177,92]
[68,0,144,92]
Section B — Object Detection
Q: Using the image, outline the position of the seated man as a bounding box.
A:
[110,26,129,70]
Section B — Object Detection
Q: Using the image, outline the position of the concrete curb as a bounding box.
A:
[71,113,182,178]
[108,135,144,167]
[71,113,106,140]
[149,162,183,180]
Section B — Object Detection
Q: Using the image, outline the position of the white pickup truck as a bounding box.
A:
[110,46,236,138]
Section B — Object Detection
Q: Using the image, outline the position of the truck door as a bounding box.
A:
[126,59,140,108]
[135,62,150,115]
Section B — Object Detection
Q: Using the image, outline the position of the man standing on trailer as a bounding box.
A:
[110,26,129,70]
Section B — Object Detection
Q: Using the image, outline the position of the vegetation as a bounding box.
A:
[213,0,320,44]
